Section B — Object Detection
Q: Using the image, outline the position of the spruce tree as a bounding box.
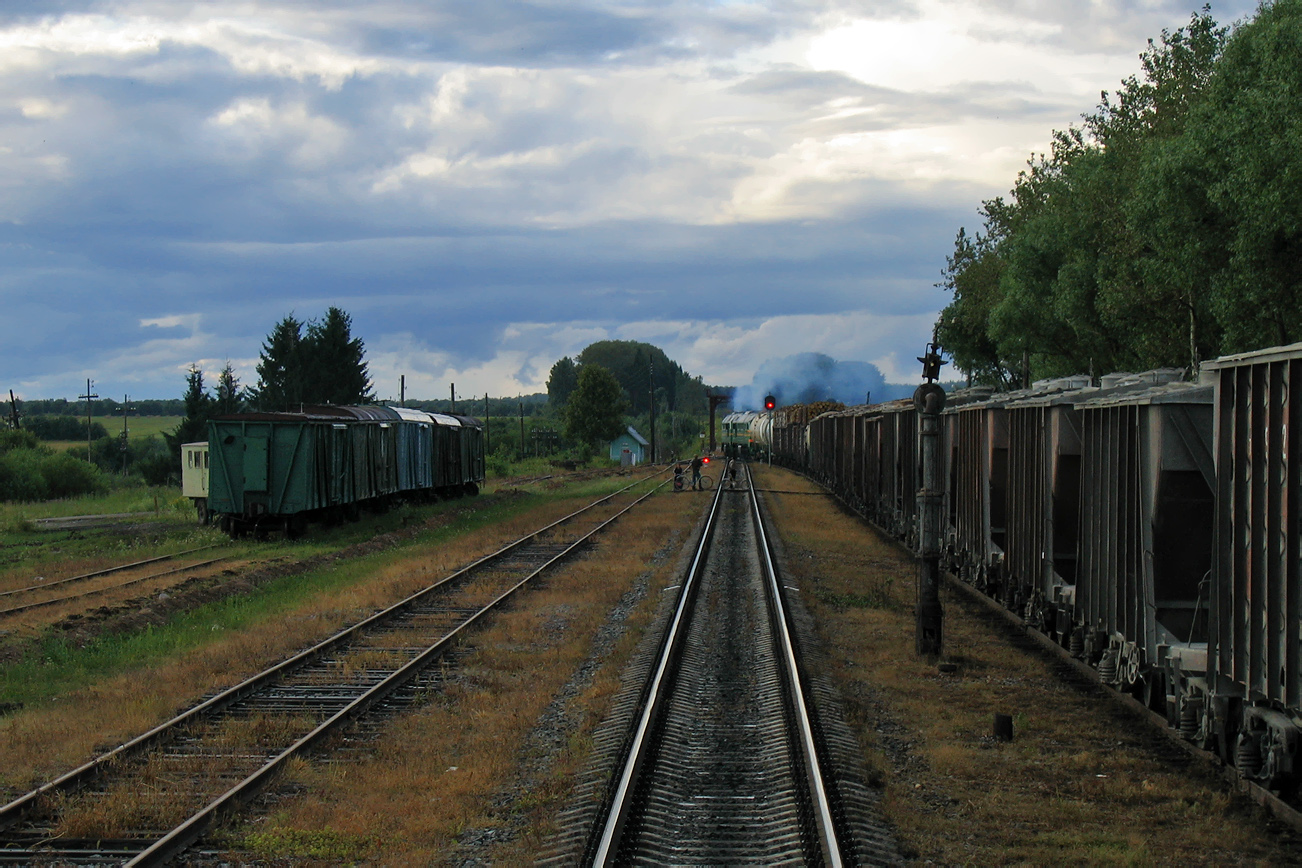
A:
[302,307,375,405]
[252,314,304,411]
[165,365,212,455]
[252,308,375,410]
[215,362,243,416]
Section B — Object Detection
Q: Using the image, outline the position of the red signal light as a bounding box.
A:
[702,456,710,464]
[763,394,776,410]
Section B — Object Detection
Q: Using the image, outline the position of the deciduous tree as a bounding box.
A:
[564,364,628,448]
[546,356,579,408]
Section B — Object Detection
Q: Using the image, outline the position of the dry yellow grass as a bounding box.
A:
[754,464,1294,867]
[222,489,702,865]
[0,490,667,796]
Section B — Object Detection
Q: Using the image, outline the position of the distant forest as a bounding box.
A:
[938,3,1302,386]
[18,398,186,418]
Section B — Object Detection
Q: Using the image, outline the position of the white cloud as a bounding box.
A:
[141,313,201,330]
[361,309,938,404]
[0,0,1260,399]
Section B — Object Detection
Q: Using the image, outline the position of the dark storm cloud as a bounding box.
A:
[0,0,1246,398]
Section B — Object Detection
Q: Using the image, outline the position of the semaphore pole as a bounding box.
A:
[914,343,947,657]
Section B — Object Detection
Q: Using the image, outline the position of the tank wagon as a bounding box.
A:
[761,342,1302,793]
[203,405,484,537]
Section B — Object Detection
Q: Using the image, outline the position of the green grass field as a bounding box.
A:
[43,416,182,452]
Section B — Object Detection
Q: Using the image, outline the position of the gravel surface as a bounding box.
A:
[447,527,686,866]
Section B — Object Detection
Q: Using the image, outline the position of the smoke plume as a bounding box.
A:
[731,353,916,411]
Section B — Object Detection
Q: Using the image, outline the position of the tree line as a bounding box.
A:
[937,3,1302,386]
[19,397,188,417]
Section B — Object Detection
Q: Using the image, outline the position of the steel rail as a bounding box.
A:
[0,558,229,618]
[590,478,728,864]
[126,476,670,866]
[746,464,844,867]
[0,546,221,599]
[0,471,664,838]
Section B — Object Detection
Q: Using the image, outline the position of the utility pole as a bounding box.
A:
[648,360,656,464]
[484,394,490,455]
[120,394,132,477]
[518,401,525,459]
[79,379,98,463]
[450,382,456,414]
[914,343,947,657]
[400,375,406,408]
[7,390,20,429]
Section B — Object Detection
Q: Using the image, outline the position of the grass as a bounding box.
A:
[41,415,181,453]
[753,464,1291,867]
[0,485,192,525]
[216,483,700,864]
[0,491,554,710]
[240,827,377,861]
[0,473,673,804]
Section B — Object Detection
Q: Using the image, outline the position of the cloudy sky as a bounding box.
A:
[0,0,1257,403]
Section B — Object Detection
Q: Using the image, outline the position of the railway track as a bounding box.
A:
[0,547,227,619]
[571,462,898,865]
[0,472,668,866]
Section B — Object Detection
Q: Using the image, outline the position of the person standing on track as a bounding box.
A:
[690,455,704,490]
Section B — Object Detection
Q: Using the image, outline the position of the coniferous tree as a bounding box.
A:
[215,362,243,416]
[165,365,212,455]
[252,309,375,410]
[302,307,375,405]
[252,314,304,411]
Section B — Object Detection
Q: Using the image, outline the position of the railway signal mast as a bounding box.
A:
[914,343,946,657]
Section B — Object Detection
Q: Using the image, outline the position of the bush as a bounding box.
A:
[0,429,41,453]
[0,450,50,501]
[40,451,107,498]
[486,453,512,478]
[135,452,176,486]
[0,447,106,502]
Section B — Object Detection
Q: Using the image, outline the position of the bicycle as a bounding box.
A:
[672,472,712,491]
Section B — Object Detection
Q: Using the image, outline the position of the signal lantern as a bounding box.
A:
[702,456,710,464]
[763,395,776,410]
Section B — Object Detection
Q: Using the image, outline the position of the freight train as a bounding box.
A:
[182,405,485,537]
[754,342,1302,795]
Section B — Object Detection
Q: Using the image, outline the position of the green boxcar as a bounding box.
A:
[206,406,484,535]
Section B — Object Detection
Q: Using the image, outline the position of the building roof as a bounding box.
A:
[620,425,649,446]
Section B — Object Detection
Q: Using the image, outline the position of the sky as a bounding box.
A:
[0,0,1259,403]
